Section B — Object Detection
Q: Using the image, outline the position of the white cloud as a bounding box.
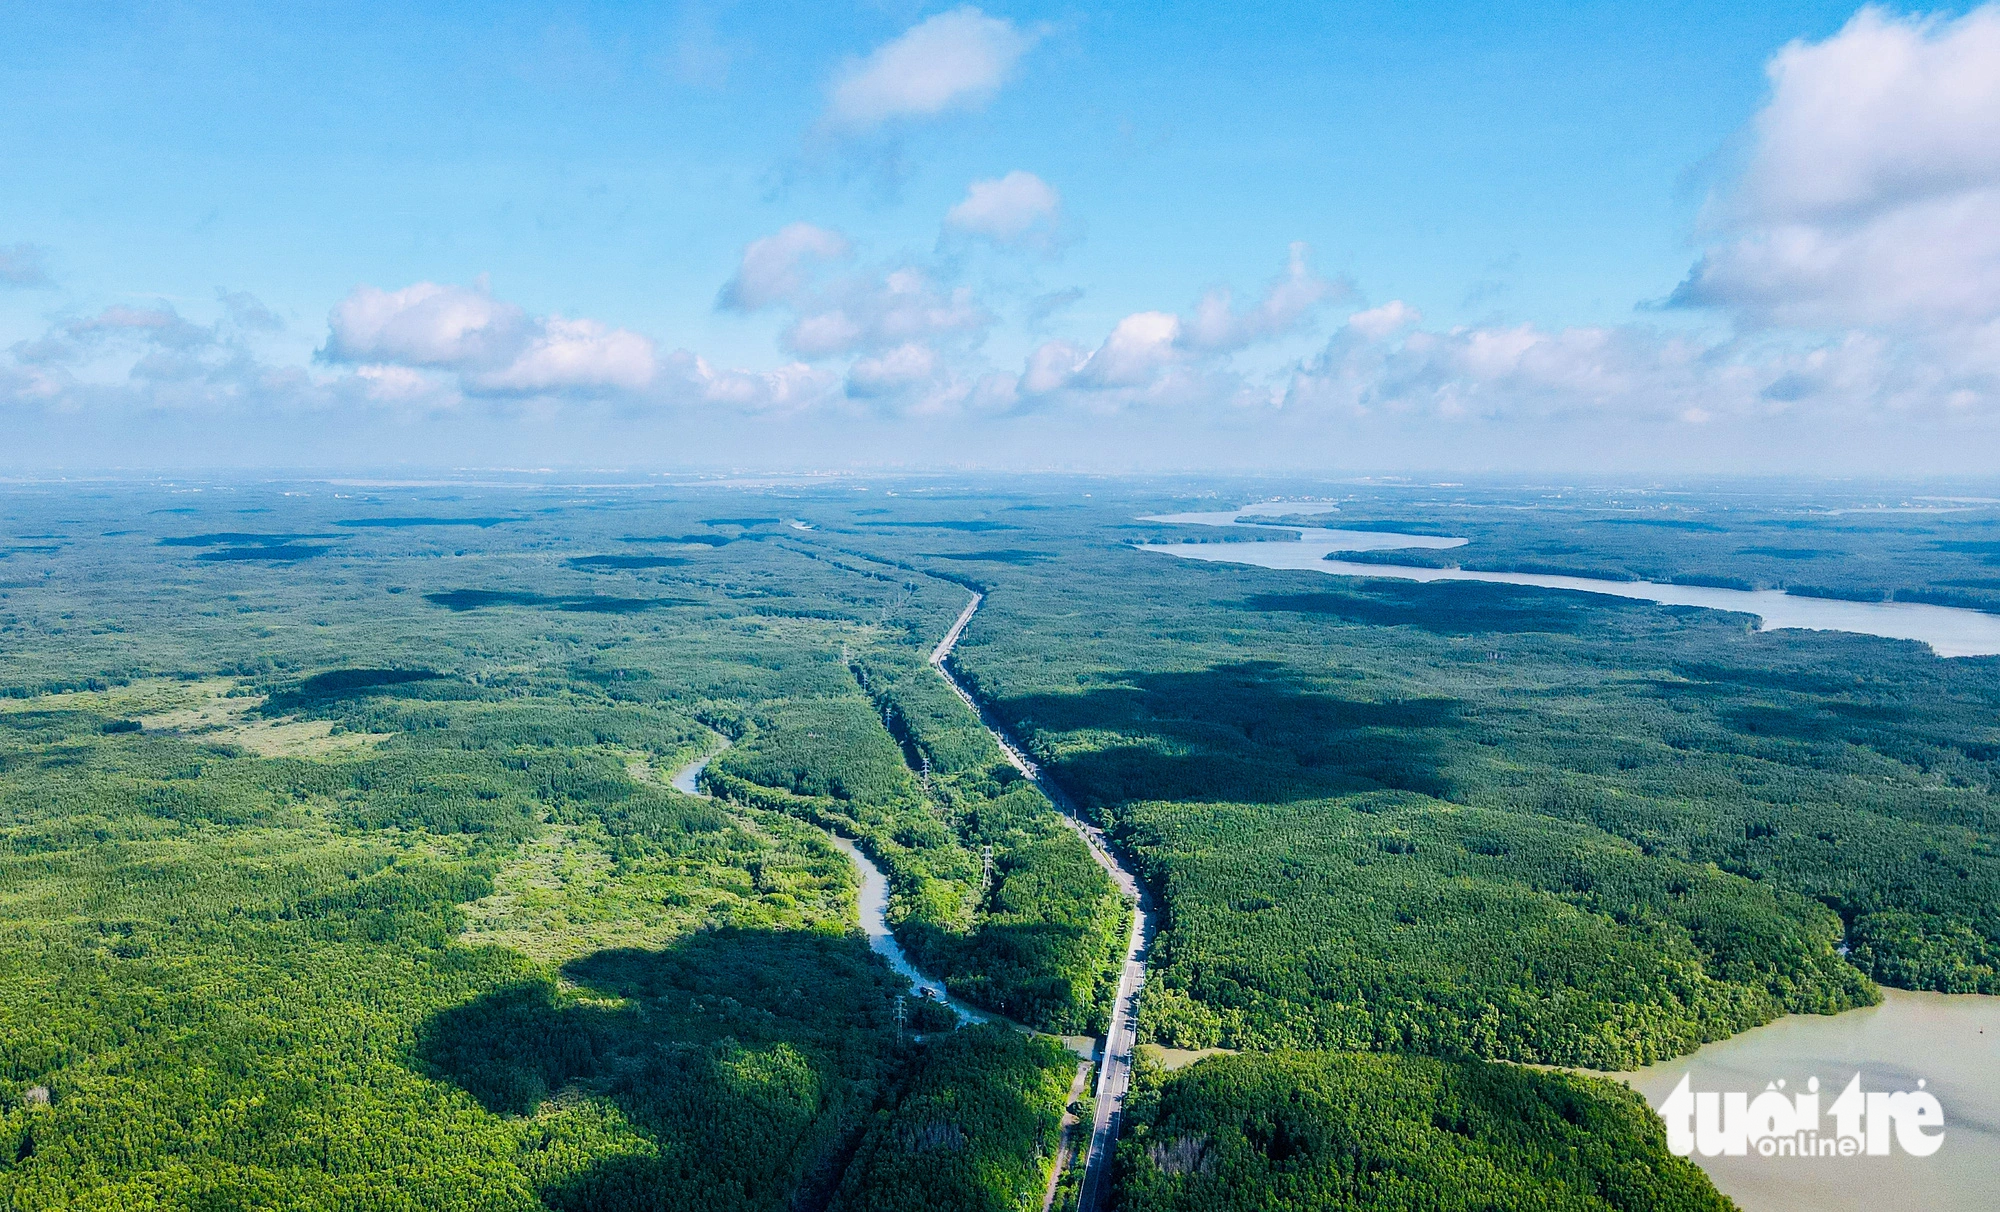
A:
[1277,310,2000,430]
[721,223,994,360]
[12,303,215,365]
[1345,300,1421,341]
[783,269,990,359]
[1321,321,1740,422]
[1180,244,1347,352]
[353,363,452,405]
[1674,5,2000,329]
[945,170,1061,248]
[324,281,656,395]
[325,282,528,368]
[1735,6,2000,224]
[1022,338,1088,395]
[825,7,1040,129]
[717,223,852,311]
[1078,311,1182,388]
[1019,246,1344,402]
[218,289,284,333]
[847,342,941,396]
[2,298,343,418]
[469,317,657,393]
[669,352,838,413]
[842,341,988,415]
[1019,312,1246,412]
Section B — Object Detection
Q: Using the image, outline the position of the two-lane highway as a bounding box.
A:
[929,591,1153,1212]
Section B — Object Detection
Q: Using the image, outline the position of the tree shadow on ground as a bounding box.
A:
[260,667,444,715]
[1239,579,1659,636]
[991,661,1463,811]
[415,928,905,1212]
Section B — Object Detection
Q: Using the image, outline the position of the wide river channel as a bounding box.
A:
[1145,503,2000,1205]
[1139,503,2000,657]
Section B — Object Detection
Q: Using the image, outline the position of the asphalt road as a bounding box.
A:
[930,592,1154,1212]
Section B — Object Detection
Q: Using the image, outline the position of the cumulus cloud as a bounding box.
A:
[1276,305,2000,433]
[324,280,656,395]
[945,170,1062,249]
[825,7,1041,129]
[471,317,657,393]
[1020,246,1344,402]
[1673,6,2000,329]
[842,341,998,415]
[717,223,852,311]
[325,281,529,368]
[0,281,845,426]
[351,363,449,405]
[1019,313,1255,413]
[1180,243,1349,352]
[1074,312,1182,388]
[1,297,342,418]
[218,289,284,332]
[1286,321,1736,421]
[720,223,992,362]
[667,352,837,413]
[1345,300,1421,341]
[0,244,52,289]
[847,342,941,396]
[70,305,215,349]
[784,269,989,359]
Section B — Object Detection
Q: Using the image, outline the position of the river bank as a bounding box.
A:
[1601,989,2000,1211]
[1139,505,2000,656]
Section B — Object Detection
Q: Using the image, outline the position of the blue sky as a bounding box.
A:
[3,2,1997,472]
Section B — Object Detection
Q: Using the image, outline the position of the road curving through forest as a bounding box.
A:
[930,591,1154,1212]
[669,591,1153,1211]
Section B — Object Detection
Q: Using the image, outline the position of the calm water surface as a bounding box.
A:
[825,834,992,1025]
[1605,991,2000,1211]
[673,744,987,1025]
[1139,505,2000,657]
[1146,505,2000,1201]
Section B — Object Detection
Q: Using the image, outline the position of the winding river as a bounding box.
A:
[1139,505,2000,657]
[668,742,990,1025]
[670,596,1151,1211]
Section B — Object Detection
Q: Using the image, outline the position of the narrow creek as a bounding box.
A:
[668,740,991,1025]
[823,832,992,1025]
[670,592,1151,1212]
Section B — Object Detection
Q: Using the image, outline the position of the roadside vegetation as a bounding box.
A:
[704,633,1127,1034]
[6,478,1996,1207]
[1114,1051,1727,1211]
[0,486,1084,1210]
[931,512,2000,1067]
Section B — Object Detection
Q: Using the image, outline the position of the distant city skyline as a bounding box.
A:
[3,2,1997,472]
